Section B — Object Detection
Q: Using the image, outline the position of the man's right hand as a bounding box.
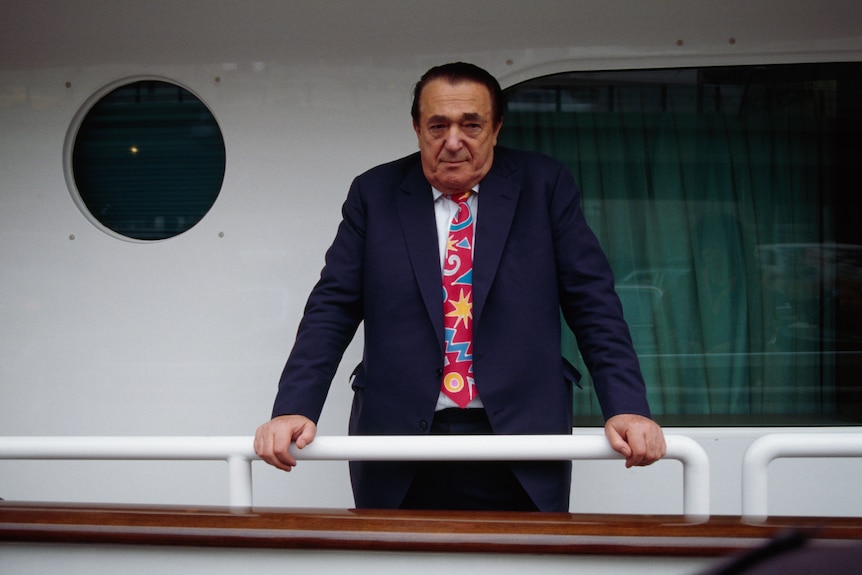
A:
[254,414,317,472]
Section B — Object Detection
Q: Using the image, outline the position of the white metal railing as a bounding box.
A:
[0,434,709,518]
[741,432,862,520]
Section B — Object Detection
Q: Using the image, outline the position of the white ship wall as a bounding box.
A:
[1,0,861,516]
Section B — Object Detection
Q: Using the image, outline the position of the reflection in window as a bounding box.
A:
[501,63,862,425]
[70,80,226,241]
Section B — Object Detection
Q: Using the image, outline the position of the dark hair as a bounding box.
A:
[411,62,505,126]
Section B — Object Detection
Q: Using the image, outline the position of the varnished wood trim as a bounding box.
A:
[2,502,861,556]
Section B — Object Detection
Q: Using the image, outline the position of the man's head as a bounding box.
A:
[411,63,505,195]
[411,63,505,126]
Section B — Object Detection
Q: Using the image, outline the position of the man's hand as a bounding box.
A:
[604,413,666,468]
[254,414,317,472]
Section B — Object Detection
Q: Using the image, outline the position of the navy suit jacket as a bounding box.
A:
[272,147,651,511]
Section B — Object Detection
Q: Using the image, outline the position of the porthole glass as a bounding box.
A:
[68,79,225,241]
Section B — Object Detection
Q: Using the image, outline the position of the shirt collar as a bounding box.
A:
[432,184,480,202]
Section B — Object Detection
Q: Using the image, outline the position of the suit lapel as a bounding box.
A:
[397,160,446,348]
[473,157,520,326]
[396,151,521,348]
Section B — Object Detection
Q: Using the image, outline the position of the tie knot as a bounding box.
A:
[448,191,472,204]
[447,191,472,227]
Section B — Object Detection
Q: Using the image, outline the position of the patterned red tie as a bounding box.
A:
[441,191,476,407]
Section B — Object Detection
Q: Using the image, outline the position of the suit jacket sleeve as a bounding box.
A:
[270,176,367,422]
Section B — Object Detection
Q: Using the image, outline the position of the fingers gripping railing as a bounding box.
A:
[0,434,709,517]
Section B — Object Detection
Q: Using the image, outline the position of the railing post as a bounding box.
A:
[742,432,862,521]
[227,454,253,509]
[656,435,710,520]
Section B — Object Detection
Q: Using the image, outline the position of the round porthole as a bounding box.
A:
[65,78,226,241]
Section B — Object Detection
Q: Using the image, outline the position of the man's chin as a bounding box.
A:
[440,172,478,191]
[425,166,481,194]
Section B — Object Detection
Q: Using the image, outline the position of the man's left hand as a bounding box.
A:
[604,414,666,468]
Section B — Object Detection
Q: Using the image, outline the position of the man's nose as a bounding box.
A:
[444,127,464,150]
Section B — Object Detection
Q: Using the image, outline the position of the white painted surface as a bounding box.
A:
[0,544,717,575]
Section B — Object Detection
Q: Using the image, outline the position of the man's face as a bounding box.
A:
[413,79,502,195]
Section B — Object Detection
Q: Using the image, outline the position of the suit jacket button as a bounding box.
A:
[419,420,428,431]
[435,368,443,378]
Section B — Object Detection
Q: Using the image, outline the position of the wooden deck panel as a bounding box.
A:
[2,502,861,556]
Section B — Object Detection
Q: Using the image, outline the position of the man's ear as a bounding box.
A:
[492,118,504,142]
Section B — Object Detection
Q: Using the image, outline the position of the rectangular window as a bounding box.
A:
[500,63,862,426]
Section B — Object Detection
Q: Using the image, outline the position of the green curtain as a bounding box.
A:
[499,87,841,424]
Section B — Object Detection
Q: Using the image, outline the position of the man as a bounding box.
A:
[255,62,665,512]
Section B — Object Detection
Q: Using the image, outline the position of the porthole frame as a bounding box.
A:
[63,76,226,243]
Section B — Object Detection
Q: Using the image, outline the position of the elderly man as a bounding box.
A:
[255,62,665,512]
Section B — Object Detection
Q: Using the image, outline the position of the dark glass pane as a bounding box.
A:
[501,63,862,426]
[72,80,225,240]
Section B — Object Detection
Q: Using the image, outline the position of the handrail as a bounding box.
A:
[0,434,709,518]
[741,432,862,521]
